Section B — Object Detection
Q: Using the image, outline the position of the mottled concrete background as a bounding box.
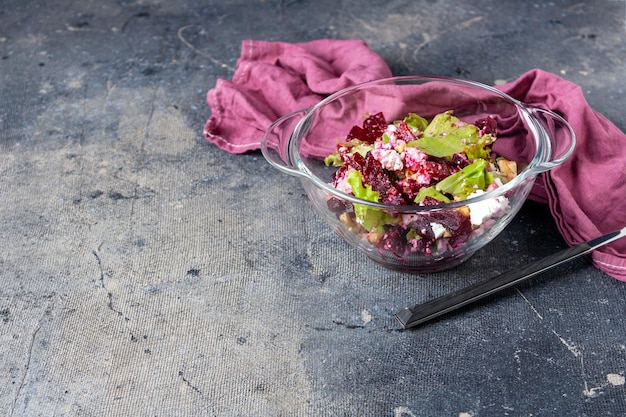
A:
[1,1,625,416]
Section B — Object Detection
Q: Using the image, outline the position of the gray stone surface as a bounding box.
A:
[1,0,625,416]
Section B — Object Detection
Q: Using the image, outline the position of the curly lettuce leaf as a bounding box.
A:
[463,133,495,161]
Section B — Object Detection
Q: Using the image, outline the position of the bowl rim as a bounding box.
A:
[289,75,549,212]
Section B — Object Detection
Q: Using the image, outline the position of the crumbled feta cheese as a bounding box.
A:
[430,222,446,239]
[467,190,510,226]
[371,148,404,171]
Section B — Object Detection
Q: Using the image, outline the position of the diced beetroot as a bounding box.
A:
[362,112,388,138]
[409,215,435,239]
[340,153,366,185]
[475,115,497,136]
[447,234,469,249]
[362,153,407,205]
[430,209,472,237]
[379,226,407,257]
[339,152,407,205]
[408,237,432,255]
[346,125,368,143]
[450,153,469,169]
[421,160,457,181]
[397,178,425,201]
[347,112,387,144]
[327,197,353,214]
[420,196,444,206]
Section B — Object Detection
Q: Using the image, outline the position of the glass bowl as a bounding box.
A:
[261,76,575,272]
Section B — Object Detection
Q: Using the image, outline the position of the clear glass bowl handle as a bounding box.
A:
[529,107,576,172]
[261,109,310,178]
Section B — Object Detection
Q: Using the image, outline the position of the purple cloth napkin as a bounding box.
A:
[204,39,392,153]
[204,40,626,281]
[497,70,626,281]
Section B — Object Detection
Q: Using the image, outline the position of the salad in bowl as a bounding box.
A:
[261,76,575,272]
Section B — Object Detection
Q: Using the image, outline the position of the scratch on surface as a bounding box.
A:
[351,13,482,72]
[514,289,601,398]
[411,16,484,60]
[177,25,236,71]
[66,25,110,33]
[93,250,126,319]
[353,18,378,33]
[564,3,588,14]
[178,370,204,396]
[393,406,417,417]
[552,330,581,358]
[552,329,603,398]
[103,77,116,115]
[513,349,522,377]
[10,319,43,416]
[93,250,105,289]
[516,289,543,320]
[125,84,159,225]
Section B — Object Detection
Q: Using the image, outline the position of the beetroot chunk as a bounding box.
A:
[379,226,408,257]
[347,112,388,144]
[362,153,407,205]
[430,209,472,237]
[475,115,497,136]
[421,160,457,182]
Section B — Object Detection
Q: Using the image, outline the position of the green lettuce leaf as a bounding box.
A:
[435,159,492,199]
[417,135,465,158]
[417,111,491,159]
[346,170,397,230]
[403,113,429,132]
[324,152,343,167]
[414,186,452,204]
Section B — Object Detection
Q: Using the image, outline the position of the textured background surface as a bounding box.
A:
[1,1,625,416]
